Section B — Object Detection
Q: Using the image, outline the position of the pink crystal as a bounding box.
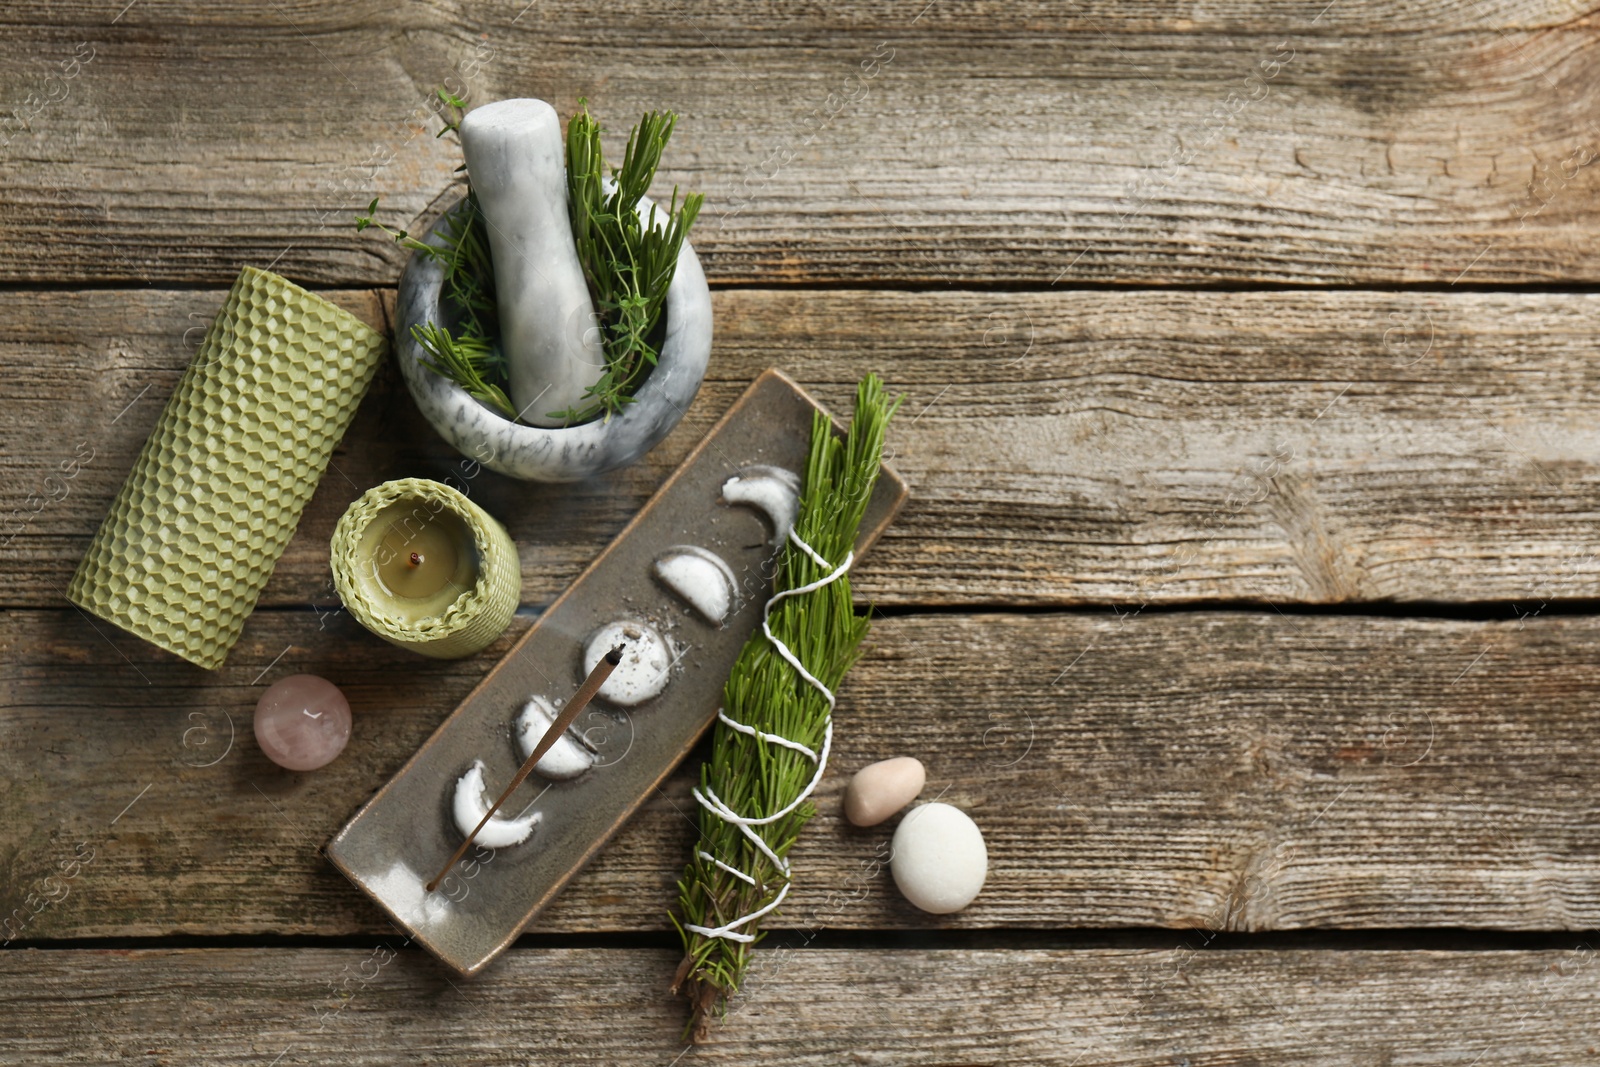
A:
[254,674,352,771]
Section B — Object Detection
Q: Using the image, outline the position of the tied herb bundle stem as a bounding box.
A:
[670,375,899,1041]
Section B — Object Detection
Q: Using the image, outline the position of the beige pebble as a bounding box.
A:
[843,756,926,827]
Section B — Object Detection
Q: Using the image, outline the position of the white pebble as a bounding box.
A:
[844,756,926,827]
[891,802,987,914]
[515,696,597,780]
[584,620,671,706]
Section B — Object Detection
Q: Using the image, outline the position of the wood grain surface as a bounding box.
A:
[5,287,1600,610]
[0,2,1598,285]
[4,609,1596,939]
[5,0,1599,1057]
[4,946,1598,1065]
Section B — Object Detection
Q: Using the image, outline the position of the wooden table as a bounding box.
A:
[4,2,1599,1062]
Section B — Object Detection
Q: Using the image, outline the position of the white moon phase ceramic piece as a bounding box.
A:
[515,696,598,780]
[583,620,672,707]
[452,760,543,848]
[654,545,739,626]
[722,465,801,547]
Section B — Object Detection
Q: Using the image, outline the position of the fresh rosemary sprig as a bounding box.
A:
[670,375,900,1041]
[411,322,514,419]
[555,101,704,424]
[359,189,513,420]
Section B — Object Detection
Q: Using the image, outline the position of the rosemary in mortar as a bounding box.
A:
[354,92,702,425]
[670,375,900,1041]
[556,101,703,423]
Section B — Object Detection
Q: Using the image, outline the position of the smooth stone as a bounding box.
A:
[458,99,605,425]
[844,756,926,827]
[515,695,597,780]
[654,545,738,626]
[890,802,988,914]
[583,620,672,707]
[254,674,352,772]
[397,189,712,482]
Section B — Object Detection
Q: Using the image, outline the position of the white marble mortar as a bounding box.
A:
[397,194,712,482]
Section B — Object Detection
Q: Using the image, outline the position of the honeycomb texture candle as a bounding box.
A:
[68,267,387,670]
[330,478,521,659]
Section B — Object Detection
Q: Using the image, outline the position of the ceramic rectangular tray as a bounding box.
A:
[325,369,908,976]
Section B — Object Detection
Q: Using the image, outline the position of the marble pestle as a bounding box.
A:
[458,98,605,426]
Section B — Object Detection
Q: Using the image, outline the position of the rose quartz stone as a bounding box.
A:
[254,674,352,771]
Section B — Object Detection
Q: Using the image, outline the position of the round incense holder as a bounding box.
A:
[330,478,520,659]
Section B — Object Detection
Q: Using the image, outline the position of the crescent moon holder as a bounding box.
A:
[324,370,908,977]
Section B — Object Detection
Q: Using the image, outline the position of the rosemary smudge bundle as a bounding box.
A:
[670,375,899,1040]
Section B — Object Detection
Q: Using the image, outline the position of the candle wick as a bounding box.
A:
[409,552,424,568]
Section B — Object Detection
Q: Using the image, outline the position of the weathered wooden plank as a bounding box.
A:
[5,287,1600,609]
[2,946,1597,1065]
[4,609,1598,940]
[1,2,1599,285]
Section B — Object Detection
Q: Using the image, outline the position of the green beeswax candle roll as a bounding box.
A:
[68,267,388,670]
[330,478,521,660]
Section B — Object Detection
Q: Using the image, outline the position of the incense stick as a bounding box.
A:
[426,644,623,892]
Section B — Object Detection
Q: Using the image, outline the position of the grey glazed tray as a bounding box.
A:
[325,369,908,976]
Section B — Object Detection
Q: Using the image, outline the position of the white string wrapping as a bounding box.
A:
[684,528,854,943]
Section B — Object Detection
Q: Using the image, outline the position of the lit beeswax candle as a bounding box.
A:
[331,478,520,659]
[364,503,479,623]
